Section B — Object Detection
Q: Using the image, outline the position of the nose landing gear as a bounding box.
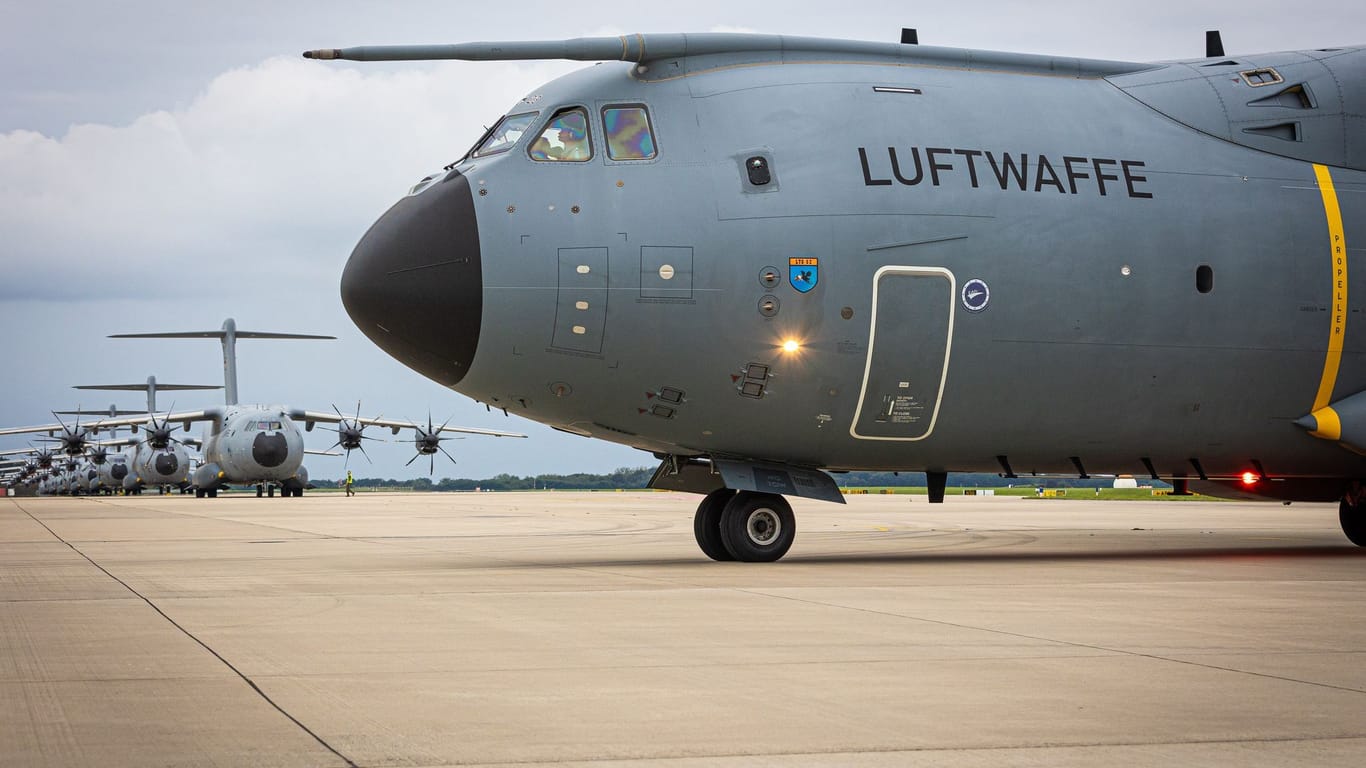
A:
[693,489,796,562]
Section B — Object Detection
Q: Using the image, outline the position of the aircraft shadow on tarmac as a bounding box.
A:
[789,545,1366,566]
[449,544,1366,570]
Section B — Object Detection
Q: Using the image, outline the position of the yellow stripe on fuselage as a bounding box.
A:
[1313,163,1348,412]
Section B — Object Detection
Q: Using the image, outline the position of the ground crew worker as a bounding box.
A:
[345,470,355,497]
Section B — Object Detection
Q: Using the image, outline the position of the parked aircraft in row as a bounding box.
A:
[1,319,525,497]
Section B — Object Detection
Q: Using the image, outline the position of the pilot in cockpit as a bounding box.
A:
[529,110,589,161]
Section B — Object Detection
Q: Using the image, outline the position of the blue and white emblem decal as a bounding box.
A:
[789,257,819,293]
[961,278,990,312]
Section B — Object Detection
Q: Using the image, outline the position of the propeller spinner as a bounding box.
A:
[323,401,385,468]
[404,413,459,476]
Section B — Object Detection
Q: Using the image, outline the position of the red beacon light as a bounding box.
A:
[1241,471,1259,486]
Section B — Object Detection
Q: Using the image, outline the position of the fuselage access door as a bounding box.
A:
[850,266,956,441]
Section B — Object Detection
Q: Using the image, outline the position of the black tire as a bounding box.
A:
[1340,498,1366,546]
[719,491,796,562]
[207,488,217,498]
[256,485,264,498]
[693,489,737,561]
[268,486,275,498]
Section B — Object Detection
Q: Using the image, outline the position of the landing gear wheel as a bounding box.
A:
[256,485,264,498]
[693,489,737,561]
[267,485,275,498]
[719,491,796,563]
[207,488,218,498]
[195,489,204,498]
[1340,498,1366,546]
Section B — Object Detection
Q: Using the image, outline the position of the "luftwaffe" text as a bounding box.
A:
[858,147,1153,199]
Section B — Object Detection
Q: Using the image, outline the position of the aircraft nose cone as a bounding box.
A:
[154,452,179,476]
[252,432,288,468]
[341,171,482,387]
[111,464,128,481]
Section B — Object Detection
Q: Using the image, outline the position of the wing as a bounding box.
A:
[289,409,527,438]
[91,437,140,448]
[0,409,221,437]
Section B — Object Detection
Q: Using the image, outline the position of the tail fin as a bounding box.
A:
[109,319,334,405]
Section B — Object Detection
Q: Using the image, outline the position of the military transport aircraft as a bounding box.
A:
[0,319,526,497]
[305,31,1366,561]
[0,385,220,495]
[73,379,222,494]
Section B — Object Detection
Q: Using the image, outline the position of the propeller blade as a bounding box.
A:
[357,443,373,464]
[429,452,435,476]
[438,445,458,465]
[404,453,420,467]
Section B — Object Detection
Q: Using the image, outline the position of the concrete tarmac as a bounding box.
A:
[3,491,1366,767]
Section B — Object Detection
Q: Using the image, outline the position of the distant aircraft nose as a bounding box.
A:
[252,432,288,468]
[154,452,179,476]
[341,171,483,387]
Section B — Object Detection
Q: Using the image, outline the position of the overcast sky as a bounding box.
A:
[2,1,1363,480]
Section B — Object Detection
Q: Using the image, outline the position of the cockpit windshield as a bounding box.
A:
[470,112,538,158]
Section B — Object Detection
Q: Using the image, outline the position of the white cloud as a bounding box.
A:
[0,55,575,300]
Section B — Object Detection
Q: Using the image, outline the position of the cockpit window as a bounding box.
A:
[258,421,282,431]
[603,105,657,160]
[471,112,538,158]
[528,108,593,162]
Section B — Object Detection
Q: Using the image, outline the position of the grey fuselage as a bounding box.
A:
[127,440,191,490]
[193,406,308,488]
[342,43,1366,493]
[101,450,132,490]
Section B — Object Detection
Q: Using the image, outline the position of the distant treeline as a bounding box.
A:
[319,468,1170,491]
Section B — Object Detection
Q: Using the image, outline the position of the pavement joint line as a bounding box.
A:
[12,500,360,768]
[734,587,1366,696]
[375,734,1366,766]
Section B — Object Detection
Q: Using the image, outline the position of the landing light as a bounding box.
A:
[782,339,800,353]
[1241,471,1258,485]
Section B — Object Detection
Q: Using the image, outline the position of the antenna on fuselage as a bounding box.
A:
[1205,30,1225,58]
[74,376,222,413]
[108,319,335,406]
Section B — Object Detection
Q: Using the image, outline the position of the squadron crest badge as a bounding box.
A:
[789,257,819,293]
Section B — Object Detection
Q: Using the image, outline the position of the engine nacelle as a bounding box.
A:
[194,462,225,489]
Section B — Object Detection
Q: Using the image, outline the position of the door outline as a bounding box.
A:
[850,265,956,441]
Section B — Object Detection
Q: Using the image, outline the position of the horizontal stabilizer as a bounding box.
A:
[74,384,221,391]
[109,331,334,340]
[108,319,334,406]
